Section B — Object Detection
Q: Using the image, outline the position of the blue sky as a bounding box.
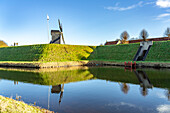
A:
[0,0,170,46]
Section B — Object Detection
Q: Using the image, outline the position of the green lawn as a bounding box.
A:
[88,43,140,61]
[146,41,170,61]
[0,95,52,113]
[0,44,96,62]
[0,41,169,63]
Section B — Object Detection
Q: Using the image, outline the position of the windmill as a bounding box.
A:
[50,19,66,44]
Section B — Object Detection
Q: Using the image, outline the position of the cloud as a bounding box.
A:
[157,104,170,113]
[105,1,142,11]
[166,9,170,12]
[156,0,170,8]
[156,13,170,20]
[105,1,154,11]
[156,92,167,99]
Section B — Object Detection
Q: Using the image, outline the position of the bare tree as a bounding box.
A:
[120,31,130,44]
[140,29,149,41]
[164,27,170,38]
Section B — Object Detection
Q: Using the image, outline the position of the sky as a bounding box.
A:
[0,0,170,46]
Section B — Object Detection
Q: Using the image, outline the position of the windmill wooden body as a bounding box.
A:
[50,19,65,44]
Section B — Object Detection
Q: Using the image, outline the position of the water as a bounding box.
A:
[0,67,169,113]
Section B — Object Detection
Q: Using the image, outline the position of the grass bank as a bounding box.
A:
[0,44,95,62]
[0,41,169,65]
[0,95,52,113]
[146,41,170,61]
[88,43,140,61]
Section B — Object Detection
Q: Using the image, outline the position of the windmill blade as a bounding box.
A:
[58,19,63,32]
[58,19,61,27]
[60,24,63,32]
[61,33,65,44]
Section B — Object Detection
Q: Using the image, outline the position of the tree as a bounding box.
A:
[120,31,130,44]
[164,27,170,38]
[139,29,149,41]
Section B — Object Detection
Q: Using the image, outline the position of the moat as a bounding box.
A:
[0,67,169,113]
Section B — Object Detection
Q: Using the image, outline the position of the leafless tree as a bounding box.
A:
[140,29,149,41]
[164,27,170,38]
[120,31,130,44]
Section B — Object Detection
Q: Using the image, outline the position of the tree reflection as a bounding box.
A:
[165,89,170,101]
[119,82,130,94]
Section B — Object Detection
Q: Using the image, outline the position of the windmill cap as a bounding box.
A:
[51,30,60,33]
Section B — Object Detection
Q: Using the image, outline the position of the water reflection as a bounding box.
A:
[0,67,169,113]
[166,90,170,101]
[118,83,130,94]
[134,70,153,96]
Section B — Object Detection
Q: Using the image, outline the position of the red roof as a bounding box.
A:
[105,37,169,45]
[105,41,119,45]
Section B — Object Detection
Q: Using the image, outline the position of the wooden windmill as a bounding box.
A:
[50,19,65,44]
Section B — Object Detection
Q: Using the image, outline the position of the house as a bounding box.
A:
[105,37,170,45]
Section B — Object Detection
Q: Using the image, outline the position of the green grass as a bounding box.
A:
[146,41,170,61]
[0,44,96,62]
[0,95,52,113]
[0,40,8,48]
[87,43,140,61]
[0,41,169,63]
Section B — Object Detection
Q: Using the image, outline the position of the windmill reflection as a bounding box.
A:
[51,76,68,105]
[51,84,64,105]
[134,70,153,96]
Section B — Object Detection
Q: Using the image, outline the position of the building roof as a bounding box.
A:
[105,37,170,45]
[105,41,119,45]
[51,30,60,33]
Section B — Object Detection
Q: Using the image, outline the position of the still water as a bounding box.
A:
[0,67,169,113]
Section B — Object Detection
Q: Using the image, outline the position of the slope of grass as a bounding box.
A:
[146,41,170,61]
[0,44,95,62]
[0,40,8,47]
[0,96,52,113]
[88,43,140,61]
[0,41,169,63]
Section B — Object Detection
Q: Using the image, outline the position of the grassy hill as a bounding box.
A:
[0,95,52,113]
[0,44,95,62]
[88,43,140,61]
[0,41,169,62]
[0,40,8,47]
[146,41,170,61]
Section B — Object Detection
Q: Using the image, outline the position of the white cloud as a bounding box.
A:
[156,92,167,99]
[166,9,170,12]
[156,13,170,20]
[157,104,170,113]
[105,1,154,11]
[163,18,170,22]
[156,0,170,8]
[105,2,142,11]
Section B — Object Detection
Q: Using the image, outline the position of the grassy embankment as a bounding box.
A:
[0,44,95,62]
[0,43,139,63]
[146,41,170,62]
[0,95,52,113]
[88,43,140,61]
[0,41,169,63]
[0,40,8,48]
